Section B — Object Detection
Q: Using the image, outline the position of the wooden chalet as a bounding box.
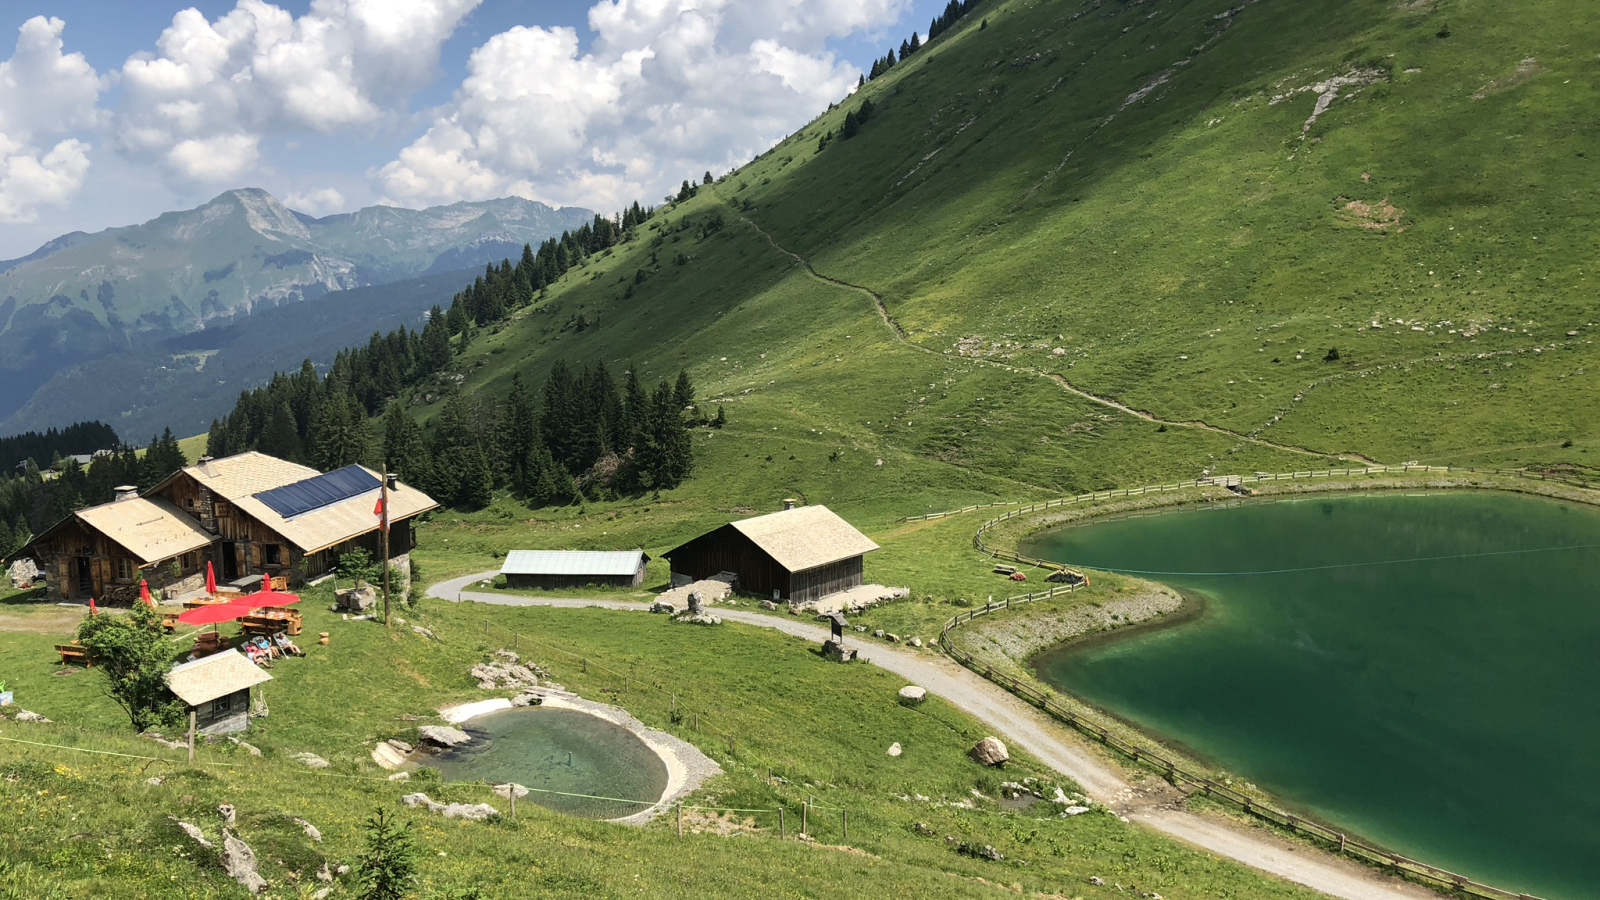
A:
[15,451,438,602]
[664,504,879,603]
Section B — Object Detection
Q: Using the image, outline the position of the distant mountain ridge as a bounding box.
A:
[0,189,595,425]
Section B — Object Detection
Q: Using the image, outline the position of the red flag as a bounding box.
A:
[374,495,389,532]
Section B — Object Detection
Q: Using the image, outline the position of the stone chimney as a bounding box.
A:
[114,485,139,502]
[199,456,217,477]
[782,498,797,511]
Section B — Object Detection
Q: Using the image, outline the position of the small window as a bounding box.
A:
[186,497,196,508]
[115,558,135,582]
[214,501,230,516]
[263,544,282,567]
[181,552,198,573]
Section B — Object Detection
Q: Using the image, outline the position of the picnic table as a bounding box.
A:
[56,643,91,666]
[191,630,228,658]
[241,609,302,637]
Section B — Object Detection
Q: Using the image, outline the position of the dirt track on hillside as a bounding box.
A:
[431,572,1436,900]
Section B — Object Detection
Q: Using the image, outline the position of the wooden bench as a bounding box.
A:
[56,644,91,666]
[241,612,302,637]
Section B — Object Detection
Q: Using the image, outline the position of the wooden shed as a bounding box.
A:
[664,505,879,603]
[499,550,649,590]
[165,649,272,735]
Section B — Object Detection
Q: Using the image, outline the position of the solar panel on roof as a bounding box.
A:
[254,465,380,519]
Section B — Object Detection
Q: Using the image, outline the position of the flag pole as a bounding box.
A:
[381,474,392,627]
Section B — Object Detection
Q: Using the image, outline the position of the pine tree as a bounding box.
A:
[456,442,494,510]
[0,518,13,558]
[382,404,430,488]
[541,361,579,471]
[842,110,860,139]
[673,369,696,415]
[354,808,418,900]
[500,373,541,493]
[712,404,727,428]
[258,402,303,463]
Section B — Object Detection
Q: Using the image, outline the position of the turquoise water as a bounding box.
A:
[1024,492,1600,900]
[427,707,669,819]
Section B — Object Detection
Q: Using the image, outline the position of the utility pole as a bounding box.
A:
[381,473,393,627]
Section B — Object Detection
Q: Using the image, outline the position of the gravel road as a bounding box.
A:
[430,573,1436,900]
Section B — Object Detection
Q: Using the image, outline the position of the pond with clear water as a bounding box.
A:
[426,707,669,820]
[1023,491,1600,900]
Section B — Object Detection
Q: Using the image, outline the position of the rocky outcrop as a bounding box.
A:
[222,831,267,893]
[969,736,1009,767]
[417,725,470,748]
[470,651,547,691]
[334,582,377,612]
[898,686,927,705]
[290,752,330,769]
[401,793,498,820]
[371,739,412,770]
[7,558,39,589]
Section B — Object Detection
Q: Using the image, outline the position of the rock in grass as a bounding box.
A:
[290,752,330,768]
[887,742,902,757]
[293,817,323,841]
[371,741,408,770]
[908,637,923,648]
[217,803,236,826]
[417,725,471,748]
[222,831,267,893]
[898,685,927,705]
[14,709,50,723]
[969,736,1009,767]
[171,818,213,848]
[401,792,498,820]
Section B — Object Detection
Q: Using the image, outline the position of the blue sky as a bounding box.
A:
[0,0,946,257]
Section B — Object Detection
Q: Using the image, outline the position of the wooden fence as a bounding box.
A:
[932,463,1570,900]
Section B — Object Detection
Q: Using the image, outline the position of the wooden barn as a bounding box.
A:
[499,550,649,590]
[16,451,438,601]
[166,649,272,735]
[664,504,879,603]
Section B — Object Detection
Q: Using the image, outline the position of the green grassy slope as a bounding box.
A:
[423,0,1598,517]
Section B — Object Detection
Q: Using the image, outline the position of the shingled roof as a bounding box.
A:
[27,496,213,567]
[166,649,272,707]
[728,505,879,573]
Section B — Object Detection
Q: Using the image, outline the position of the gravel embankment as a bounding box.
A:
[962,586,1184,667]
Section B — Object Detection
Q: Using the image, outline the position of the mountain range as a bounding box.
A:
[0,190,595,433]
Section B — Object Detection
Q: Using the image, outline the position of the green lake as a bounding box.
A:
[427,707,669,819]
[1024,491,1600,900]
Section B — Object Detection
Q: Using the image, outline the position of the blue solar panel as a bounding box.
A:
[255,465,380,519]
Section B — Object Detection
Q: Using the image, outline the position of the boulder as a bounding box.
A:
[371,742,408,770]
[907,637,923,648]
[222,831,267,893]
[172,819,213,848]
[1060,806,1091,817]
[228,738,262,756]
[401,792,499,820]
[511,692,543,707]
[290,752,330,769]
[898,686,927,705]
[650,600,678,615]
[14,710,50,723]
[886,742,902,757]
[7,558,39,590]
[294,817,323,841]
[969,736,1009,767]
[335,583,377,612]
[759,600,779,611]
[387,772,411,781]
[417,725,470,748]
[872,630,885,638]
[885,633,900,643]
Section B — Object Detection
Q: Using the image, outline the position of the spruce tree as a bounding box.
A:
[673,369,696,414]
[382,404,430,488]
[258,402,303,462]
[457,442,494,510]
[500,373,541,493]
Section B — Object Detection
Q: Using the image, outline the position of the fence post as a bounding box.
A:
[802,801,808,837]
[510,788,517,819]
[678,802,683,838]
[779,806,786,839]
[842,809,848,841]
[187,710,196,764]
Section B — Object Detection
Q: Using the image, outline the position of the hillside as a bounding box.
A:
[0,190,594,427]
[410,0,1597,513]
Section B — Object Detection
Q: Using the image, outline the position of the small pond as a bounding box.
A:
[1023,491,1600,900]
[426,707,669,820]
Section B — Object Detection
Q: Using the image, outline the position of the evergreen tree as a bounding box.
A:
[382,403,430,488]
[0,518,13,558]
[541,361,579,471]
[354,808,418,900]
[456,442,494,510]
[673,369,696,415]
[258,402,303,463]
[499,373,541,493]
[312,393,370,470]
[712,404,727,428]
[140,428,187,488]
[702,170,713,185]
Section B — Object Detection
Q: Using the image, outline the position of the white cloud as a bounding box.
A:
[115,0,480,186]
[377,0,903,213]
[285,186,347,217]
[0,16,104,222]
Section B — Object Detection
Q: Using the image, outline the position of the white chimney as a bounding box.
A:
[199,456,217,477]
[114,485,139,502]
[782,498,797,511]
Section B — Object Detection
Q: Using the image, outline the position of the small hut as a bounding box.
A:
[499,550,649,590]
[165,649,272,735]
[664,504,879,603]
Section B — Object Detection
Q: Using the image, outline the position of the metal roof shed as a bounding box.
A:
[499,550,649,590]
[166,649,272,735]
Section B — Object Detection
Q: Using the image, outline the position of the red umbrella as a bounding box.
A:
[244,588,300,608]
[205,560,217,595]
[177,602,252,626]
[139,579,153,606]
[88,597,97,616]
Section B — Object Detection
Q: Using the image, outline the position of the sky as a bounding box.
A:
[0,0,944,258]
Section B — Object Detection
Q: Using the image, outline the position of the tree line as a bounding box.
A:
[857,0,984,86]
[0,429,189,561]
[0,421,119,474]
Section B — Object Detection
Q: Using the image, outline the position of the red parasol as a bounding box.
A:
[88,597,97,616]
[243,588,300,608]
[205,560,217,595]
[139,579,153,606]
[177,602,252,626]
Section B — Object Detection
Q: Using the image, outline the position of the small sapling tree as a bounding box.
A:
[355,807,418,900]
[74,602,185,731]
